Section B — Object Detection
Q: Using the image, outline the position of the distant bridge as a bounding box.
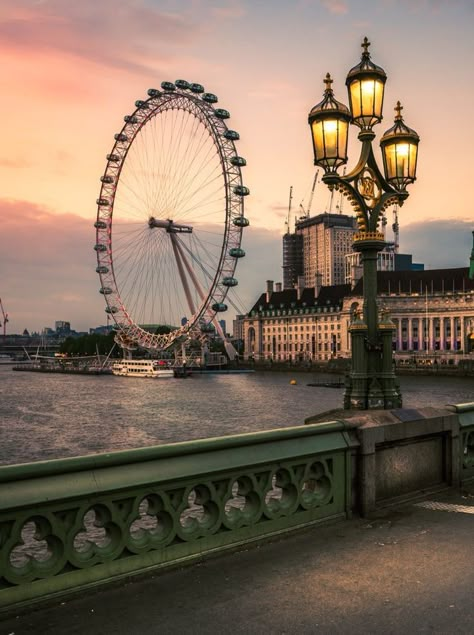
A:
[0,335,61,359]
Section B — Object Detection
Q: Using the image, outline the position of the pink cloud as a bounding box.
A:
[0,198,105,332]
[210,2,247,19]
[320,0,349,14]
[0,199,89,264]
[0,1,196,76]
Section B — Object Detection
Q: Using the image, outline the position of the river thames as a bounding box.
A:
[0,365,473,466]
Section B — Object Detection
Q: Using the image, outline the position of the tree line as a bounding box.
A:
[59,332,121,357]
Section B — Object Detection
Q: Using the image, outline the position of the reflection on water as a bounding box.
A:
[0,366,473,466]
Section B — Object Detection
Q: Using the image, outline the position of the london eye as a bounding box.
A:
[94,80,249,351]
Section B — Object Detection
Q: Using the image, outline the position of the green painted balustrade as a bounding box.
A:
[0,422,357,611]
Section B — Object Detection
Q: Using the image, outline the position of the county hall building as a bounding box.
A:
[241,266,474,364]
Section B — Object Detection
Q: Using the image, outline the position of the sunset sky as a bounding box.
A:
[1,0,473,334]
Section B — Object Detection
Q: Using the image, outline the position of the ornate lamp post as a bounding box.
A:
[308,38,420,409]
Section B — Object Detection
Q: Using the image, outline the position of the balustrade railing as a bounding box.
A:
[0,421,357,610]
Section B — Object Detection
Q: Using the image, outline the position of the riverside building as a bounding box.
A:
[241,267,474,363]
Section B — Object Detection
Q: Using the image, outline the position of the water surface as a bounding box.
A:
[0,366,472,465]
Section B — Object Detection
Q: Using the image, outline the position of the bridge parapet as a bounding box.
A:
[0,421,357,611]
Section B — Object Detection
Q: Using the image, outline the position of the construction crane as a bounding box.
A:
[0,298,8,338]
[285,185,293,233]
[392,205,400,253]
[299,170,319,218]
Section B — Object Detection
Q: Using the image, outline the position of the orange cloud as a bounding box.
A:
[0,157,31,168]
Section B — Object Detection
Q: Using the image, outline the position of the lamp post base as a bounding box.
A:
[343,240,402,411]
[343,375,402,410]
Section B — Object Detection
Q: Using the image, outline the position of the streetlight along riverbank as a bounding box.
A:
[308,37,420,410]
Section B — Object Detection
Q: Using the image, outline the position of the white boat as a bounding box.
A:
[112,359,174,378]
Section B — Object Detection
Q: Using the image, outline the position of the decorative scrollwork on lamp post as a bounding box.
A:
[308,37,420,410]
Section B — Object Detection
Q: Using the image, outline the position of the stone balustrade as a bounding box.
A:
[0,421,357,611]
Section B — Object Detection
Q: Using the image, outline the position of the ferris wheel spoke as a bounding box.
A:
[175,146,223,218]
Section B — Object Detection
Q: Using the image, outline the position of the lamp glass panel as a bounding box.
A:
[349,78,384,125]
[361,79,376,117]
[383,143,397,182]
[336,119,349,162]
[396,143,409,178]
[373,80,384,120]
[311,120,326,164]
[323,119,338,160]
[408,143,418,180]
[349,80,362,120]
[383,141,418,186]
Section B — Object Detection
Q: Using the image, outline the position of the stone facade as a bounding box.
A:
[241,268,474,362]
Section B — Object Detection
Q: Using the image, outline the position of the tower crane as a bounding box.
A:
[285,185,293,233]
[0,298,8,338]
[299,170,319,218]
[392,205,400,253]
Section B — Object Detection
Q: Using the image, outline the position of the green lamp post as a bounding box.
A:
[308,37,420,410]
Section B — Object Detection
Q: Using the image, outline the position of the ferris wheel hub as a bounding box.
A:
[148,217,193,233]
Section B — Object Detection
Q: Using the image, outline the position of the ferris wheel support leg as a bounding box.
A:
[169,233,196,316]
[174,235,207,302]
[175,236,237,362]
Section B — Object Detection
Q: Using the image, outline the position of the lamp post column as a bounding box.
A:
[357,239,384,369]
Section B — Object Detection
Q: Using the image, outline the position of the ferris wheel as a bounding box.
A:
[94,80,249,351]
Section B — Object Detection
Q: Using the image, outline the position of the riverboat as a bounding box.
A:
[111,359,174,378]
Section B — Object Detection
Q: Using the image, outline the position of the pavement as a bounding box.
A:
[1,483,473,635]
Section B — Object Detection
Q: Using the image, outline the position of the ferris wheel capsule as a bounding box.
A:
[233,217,249,227]
[214,109,230,119]
[202,93,218,103]
[224,130,240,140]
[234,185,250,196]
[175,79,190,90]
[230,156,246,167]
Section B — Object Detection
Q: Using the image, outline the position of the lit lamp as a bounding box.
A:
[381,101,420,190]
[308,73,351,172]
[307,37,421,411]
[346,37,386,131]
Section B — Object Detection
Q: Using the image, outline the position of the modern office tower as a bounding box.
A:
[295,213,357,287]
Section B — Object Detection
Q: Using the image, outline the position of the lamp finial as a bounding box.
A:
[361,37,371,57]
[324,73,333,93]
[395,101,403,121]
